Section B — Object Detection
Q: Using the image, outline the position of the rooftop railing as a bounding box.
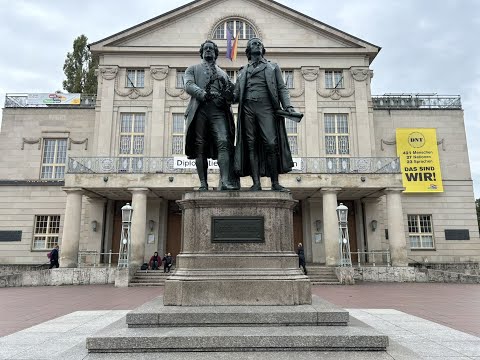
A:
[4,93,96,108]
[372,93,461,110]
[68,156,400,175]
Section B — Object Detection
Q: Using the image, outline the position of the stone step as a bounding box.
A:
[126,296,348,327]
[87,316,388,353]
[129,283,164,287]
[311,282,342,285]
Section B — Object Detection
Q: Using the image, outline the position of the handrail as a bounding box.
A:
[350,250,391,267]
[77,250,119,268]
[68,156,401,175]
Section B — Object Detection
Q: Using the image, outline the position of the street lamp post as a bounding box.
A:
[118,203,133,268]
[336,203,352,267]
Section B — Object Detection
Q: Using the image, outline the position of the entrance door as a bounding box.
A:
[293,202,303,251]
[110,201,127,264]
[166,201,182,259]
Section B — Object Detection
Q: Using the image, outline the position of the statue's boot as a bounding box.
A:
[195,156,208,191]
[249,152,262,191]
[218,151,238,190]
[269,154,290,192]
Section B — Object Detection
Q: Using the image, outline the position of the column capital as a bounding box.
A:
[320,187,342,194]
[384,187,405,194]
[62,187,84,195]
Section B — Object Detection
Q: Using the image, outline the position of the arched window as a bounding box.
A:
[213,19,257,40]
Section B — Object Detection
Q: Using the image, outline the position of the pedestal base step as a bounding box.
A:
[87,317,388,353]
[126,296,348,327]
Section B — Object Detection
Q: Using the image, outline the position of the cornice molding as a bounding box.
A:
[21,138,41,150]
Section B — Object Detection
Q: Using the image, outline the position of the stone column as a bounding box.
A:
[321,188,341,266]
[301,67,320,157]
[95,66,118,156]
[350,67,373,157]
[60,188,83,268]
[385,188,408,266]
[129,188,148,267]
[150,66,169,156]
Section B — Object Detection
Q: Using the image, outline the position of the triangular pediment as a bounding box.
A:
[90,0,380,61]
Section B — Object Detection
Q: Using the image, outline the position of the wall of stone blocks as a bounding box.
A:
[0,108,95,180]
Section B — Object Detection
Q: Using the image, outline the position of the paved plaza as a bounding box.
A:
[0,283,479,359]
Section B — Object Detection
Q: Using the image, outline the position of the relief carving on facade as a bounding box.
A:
[289,70,305,98]
[316,69,355,100]
[21,138,41,150]
[301,67,319,81]
[68,138,88,150]
[98,66,118,80]
[165,74,190,100]
[350,67,371,82]
[150,66,169,81]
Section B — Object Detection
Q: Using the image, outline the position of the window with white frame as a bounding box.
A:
[285,119,298,155]
[176,70,185,88]
[41,138,67,179]
[408,215,435,249]
[325,70,344,89]
[324,114,349,155]
[226,70,238,83]
[213,19,257,39]
[119,113,145,172]
[126,69,145,88]
[32,215,60,250]
[282,70,294,89]
[172,113,186,155]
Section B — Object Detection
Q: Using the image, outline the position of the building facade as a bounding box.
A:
[1,0,478,268]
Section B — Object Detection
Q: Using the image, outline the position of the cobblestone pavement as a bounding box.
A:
[1,282,479,338]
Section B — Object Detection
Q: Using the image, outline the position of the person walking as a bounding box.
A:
[297,243,307,275]
[48,245,59,269]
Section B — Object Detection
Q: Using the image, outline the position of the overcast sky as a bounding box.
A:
[0,0,478,197]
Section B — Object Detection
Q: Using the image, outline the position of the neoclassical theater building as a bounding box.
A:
[1,0,478,269]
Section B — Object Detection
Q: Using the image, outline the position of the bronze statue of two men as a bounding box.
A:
[184,38,300,192]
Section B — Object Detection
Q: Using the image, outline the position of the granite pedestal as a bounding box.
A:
[163,191,311,306]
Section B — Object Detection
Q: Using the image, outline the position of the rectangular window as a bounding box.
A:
[172,113,186,155]
[126,69,145,88]
[119,113,145,172]
[324,114,349,156]
[285,119,298,155]
[282,70,294,89]
[408,215,435,249]
[176,70,186,88]
[226,70,238,83]
[41,138,67,179]
[32,215,60,250]
[325,70,344,89]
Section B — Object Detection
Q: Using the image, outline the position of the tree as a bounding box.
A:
[476,198,480,231]
[63,34,98,94]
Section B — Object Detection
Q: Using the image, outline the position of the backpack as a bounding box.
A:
[140,263,148,270]
[47,251,52,259]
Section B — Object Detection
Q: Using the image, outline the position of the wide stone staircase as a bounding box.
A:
[306,265,342,285]
[128,269,174,287]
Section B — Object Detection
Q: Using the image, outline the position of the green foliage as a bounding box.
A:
[62,35,98,94]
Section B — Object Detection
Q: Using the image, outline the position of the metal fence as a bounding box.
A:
[68,156,400,175]
[77,250,119,268]
[4,93,96,108]
[350,250,391,267]
[372,94,461,110]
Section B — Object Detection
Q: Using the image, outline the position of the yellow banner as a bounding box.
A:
[396,128,443,193]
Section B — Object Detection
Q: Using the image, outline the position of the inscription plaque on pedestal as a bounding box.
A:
[212,216,264,243]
